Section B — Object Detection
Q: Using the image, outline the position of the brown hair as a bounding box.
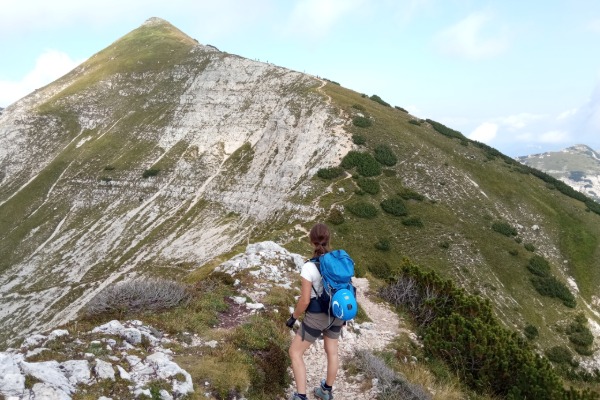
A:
[309,223,331,258]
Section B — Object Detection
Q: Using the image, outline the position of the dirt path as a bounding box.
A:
[286,277,401,399]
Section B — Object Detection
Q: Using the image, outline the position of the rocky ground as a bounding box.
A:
[0,242,412,399]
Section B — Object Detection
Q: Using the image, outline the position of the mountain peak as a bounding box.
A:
[142,17,172,26]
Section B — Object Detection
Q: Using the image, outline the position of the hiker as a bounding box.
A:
[287,223,345,400]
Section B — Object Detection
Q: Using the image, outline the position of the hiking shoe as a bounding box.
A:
[314,379,333,400]
[290,393,306,400]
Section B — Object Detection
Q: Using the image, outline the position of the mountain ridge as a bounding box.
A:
[1,17,600,397]
[517,144,600,202]
[0,18,351,346]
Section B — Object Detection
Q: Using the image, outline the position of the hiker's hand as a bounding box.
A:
[286,314,297,328]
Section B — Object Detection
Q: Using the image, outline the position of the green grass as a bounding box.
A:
[319,81,600,361]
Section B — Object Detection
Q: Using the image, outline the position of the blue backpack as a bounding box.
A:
[308,250,358,321]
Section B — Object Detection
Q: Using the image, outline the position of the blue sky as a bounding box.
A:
[1,0,599,157]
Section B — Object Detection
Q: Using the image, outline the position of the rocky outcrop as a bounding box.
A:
[0,19,352,347]
[0,320,193,400]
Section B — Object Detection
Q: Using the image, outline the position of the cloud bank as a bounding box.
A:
[0,50,81,107]
[435,11,510,60]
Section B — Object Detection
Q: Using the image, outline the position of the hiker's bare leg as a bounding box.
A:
[289,333,313,393]
[323,335,339,386]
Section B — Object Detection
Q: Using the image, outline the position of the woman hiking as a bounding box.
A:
[286,223,345,400]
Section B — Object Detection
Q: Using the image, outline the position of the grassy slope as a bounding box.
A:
[0,21,201,274]
[292,83,600,348]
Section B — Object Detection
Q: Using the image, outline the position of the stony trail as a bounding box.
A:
[286,277,402,400]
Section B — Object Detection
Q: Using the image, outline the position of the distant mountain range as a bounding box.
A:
[517,144,600,202]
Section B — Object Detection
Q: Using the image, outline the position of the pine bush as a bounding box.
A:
[357,177,380,195]
[370,94,391,107]
[524,243,536,252]
[527,255,551,277]
[374,144,398,166]
[380,197,408,216]
[345,201,378,219]
[492,221,518,236]
[402,216,423,227]
[374,238,391,251]
[341,151,381,177]
[352,134,366,145]
[317,166,344,180]
[524,324,539,340]
[530,276,576,308]
[353,116,372,128]
[378,263,597,399]
[327,208,345,225]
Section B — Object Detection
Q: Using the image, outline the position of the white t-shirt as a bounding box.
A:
[300,261,323,298]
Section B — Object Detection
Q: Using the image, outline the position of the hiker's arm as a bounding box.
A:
[292,277,312,318]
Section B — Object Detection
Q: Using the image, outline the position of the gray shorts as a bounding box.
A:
[299,312,345,343]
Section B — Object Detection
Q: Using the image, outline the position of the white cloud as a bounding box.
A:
[469,122,498,143]
[285,0,366,39]
[498,112,545,130]
[557,108,578,120]
[435,11,510,59]
[539,130,570,143]
[0,50,81,107]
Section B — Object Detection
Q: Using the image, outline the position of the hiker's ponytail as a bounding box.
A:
[309,223,331,258]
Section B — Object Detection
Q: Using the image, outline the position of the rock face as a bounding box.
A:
[0,18,352,347]
[517,144,600,202]
[0,321,193,399]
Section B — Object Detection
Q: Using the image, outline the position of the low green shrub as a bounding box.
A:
[317,167,344,180]
[341,151,381,177]
[380,197,408,216]
[379,263,594,399]
[357,177,380,195]
[524,324,539,340]
[142,168,160,178]
[353,116,372,128]
[408,119,421,125]
[374,238,391,251]
[369,261,393,279]
[351,104,366,112]
[530,276,576,308]
[491,221,518,236]
[395,106,408,112]
[425,119,466,140]
[524,243,536,252]
[327,208,345,225]
[374,144,398,166]
[439,241,450,249]
[345,201,378,219]
[545,346,574,364]
[527,255,551,277]
[370,94,391,107]
[509,249,519,256]
[352,134,366,145]
[567,314,594,351]
[402,216,423,227]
